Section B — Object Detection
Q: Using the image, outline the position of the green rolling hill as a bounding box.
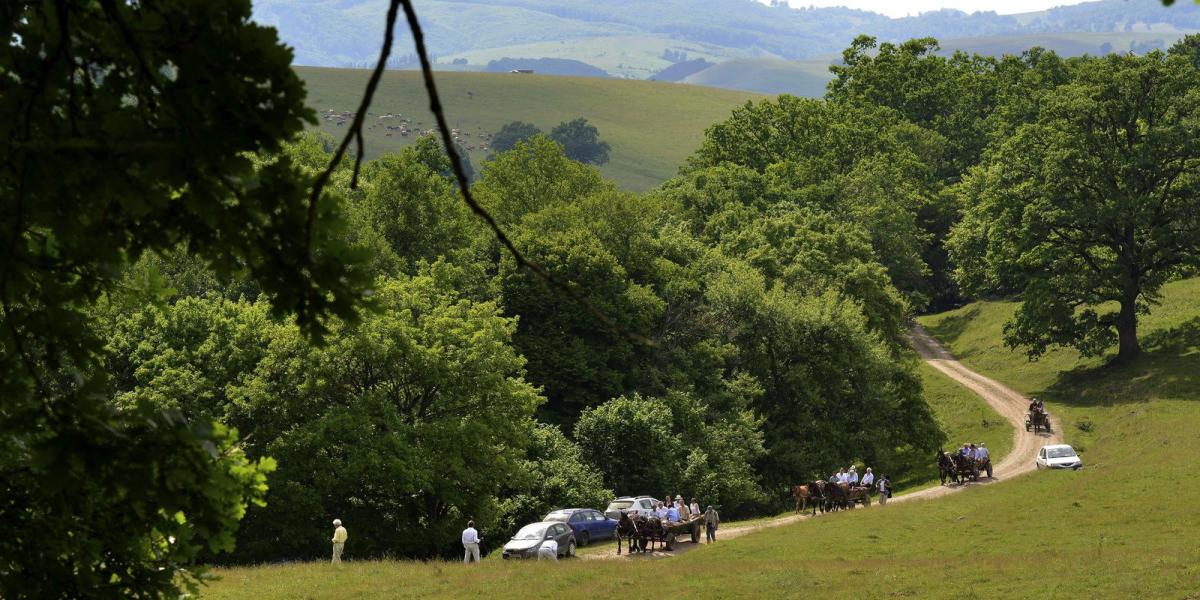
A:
[298,67,764,191]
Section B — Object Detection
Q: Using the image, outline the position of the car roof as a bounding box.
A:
[612,496,654,501]
[547,508,594,514]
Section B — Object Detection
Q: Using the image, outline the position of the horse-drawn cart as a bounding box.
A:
[615,513,702,554]
[1026,408,1053,433]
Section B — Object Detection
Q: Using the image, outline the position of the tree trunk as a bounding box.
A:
[1115,295,1140,362]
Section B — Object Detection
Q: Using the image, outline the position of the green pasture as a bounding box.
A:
[206,278,1200,598]
[297,67,764,191]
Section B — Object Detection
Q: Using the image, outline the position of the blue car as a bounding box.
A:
[543,508,618,546]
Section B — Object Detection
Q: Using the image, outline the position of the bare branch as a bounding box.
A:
[305,0,403,262]
[397,0,655,347]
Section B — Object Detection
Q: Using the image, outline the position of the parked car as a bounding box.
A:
[604,496,657,520]
[502,521,576,560]
[1036,444,1083,470]
[543,508,618,546]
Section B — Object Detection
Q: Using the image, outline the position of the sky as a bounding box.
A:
[773,1,1094,18]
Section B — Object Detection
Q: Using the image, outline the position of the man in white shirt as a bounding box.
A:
[976,443,990,461]
[860,468,874,490]
[462,520,482,564]
[538,537,558,561]
[847,466,859,486]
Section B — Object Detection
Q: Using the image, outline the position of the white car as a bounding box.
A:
[1036,444,1082,470]
[604,496,657,520]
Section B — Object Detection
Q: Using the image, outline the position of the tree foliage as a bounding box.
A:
[950,51,1200,361]
[549,117,612,165]
[0,1,359,596]
[491,120,543,154]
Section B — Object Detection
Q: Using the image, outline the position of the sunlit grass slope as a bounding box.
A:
[297,67,764,191]
[207,278,1200,598]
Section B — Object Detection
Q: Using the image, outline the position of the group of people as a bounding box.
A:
[646,494,721,543]
[954,442,990,462]
[827,466,892,504]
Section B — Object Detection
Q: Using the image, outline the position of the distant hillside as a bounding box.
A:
[652,58,713,82]
[680,58,834,96]
[257,0,1200,71]
[484,57,609,77]
[298,67,763,190]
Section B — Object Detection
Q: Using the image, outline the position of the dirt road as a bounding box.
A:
[583,326,1062,559]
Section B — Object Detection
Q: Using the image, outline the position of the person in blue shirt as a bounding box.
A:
[666,504,680,523]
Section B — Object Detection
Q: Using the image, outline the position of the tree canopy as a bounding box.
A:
[950,49,1200,361]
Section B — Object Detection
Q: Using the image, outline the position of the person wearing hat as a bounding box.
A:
[703,505,720,543]
[847,466,859,486]
[860,467,874,491]
[331,519,348,564]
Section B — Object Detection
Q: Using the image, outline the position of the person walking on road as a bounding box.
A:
[331,519,348,564]
[462,520,482,564]
[704,505,720,543]
[877,475,891,505]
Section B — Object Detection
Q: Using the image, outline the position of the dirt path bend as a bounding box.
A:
[583,325,1062,560]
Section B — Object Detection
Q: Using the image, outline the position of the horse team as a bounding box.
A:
[790,480,871,515]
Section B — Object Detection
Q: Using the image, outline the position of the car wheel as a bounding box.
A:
[566,540,576,558]
[579,531,589,546]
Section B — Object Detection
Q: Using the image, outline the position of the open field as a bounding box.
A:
[297,67,764,191]
[206,277,1200,598]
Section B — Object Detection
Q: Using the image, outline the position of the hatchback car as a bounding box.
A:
[501,521,576,559]
[1036,444,1083,470]
[543,508,618,546]
[604,496,657,520]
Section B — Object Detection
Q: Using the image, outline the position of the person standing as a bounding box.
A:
[689,498,700,517]
[462,520,482,564]
[331,519,348,564]
[878,475,892,505]
[704,505,720,543]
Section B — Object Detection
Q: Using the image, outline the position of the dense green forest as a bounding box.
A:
[4,1,1200,598]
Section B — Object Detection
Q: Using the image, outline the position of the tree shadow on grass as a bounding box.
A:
[1045,317,1200,409]
[922,305,981,354]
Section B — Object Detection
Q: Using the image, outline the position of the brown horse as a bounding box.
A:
[792,484,817,515]
[824,481,850,511]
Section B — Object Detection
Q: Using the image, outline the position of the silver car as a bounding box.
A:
[501,521,576,559]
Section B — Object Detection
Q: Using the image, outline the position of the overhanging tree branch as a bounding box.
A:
[395,0,654,347]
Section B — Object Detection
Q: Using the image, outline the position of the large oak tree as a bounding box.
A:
[950,50,1200,362]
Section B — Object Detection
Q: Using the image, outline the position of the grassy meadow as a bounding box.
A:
[206,278,1200,598]
[297,68,764,191]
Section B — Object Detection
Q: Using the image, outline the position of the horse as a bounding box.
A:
[810,480,828,514]
[824,481,850,511]
[938,450,958,485]
[793,483,819,515]
[615,512,644,555]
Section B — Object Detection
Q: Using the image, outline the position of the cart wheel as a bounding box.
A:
[691,524,701,543]
[987,465,993,478]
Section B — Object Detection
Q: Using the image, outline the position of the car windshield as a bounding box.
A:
[606,500,633,512]
[1047,447,1077,459]
[543,512,570,523]
[513,524,549,540]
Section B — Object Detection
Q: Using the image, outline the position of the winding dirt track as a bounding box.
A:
[583,325,1062,560]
